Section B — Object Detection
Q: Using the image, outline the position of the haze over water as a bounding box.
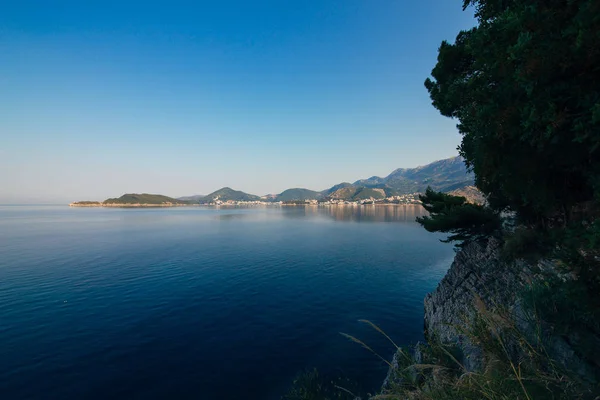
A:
[0,205,453,399]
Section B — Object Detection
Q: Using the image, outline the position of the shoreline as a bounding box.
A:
[69,203,197,208]
[69,202,423,208]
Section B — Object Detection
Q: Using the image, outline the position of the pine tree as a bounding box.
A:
[416,188,502,247]
[425,0,600,225]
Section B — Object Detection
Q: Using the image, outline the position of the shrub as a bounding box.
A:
[501,227,552,261]
[416,188,502,248]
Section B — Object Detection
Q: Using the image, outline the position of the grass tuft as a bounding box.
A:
[339,332,393,369]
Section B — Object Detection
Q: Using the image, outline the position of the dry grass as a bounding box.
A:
[339,332,393,369]
[284,289,597,399]
[373,295,592,400]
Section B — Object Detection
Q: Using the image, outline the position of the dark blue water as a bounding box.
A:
[0,205,453,399]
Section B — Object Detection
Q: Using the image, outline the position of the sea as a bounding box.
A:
[0,205,454,399]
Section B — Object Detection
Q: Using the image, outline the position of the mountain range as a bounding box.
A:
[353,155,473,193]
[183,156,474,203]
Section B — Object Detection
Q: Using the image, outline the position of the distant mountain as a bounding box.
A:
[276,188,323,202]
[328,186,359,200]
[261,194,279,201]
[165,156,475,204]
[388,156,474,192]
[353,176,386,187]
[352,156,473,194]
[321,156,473,201]
[103,193,188,205]
[200,187,261,203]
[321,182,354,196]
[178,195,205,202]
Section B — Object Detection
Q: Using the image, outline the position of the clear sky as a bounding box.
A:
[0,0,475,203]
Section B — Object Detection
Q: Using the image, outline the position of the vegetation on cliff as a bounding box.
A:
[406,0,600,398]
[425,0,600,227]
[416,188,501,248]
[422,0,600,286]
[381,299,591,400]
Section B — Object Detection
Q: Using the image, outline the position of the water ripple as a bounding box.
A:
[0,205,453,400]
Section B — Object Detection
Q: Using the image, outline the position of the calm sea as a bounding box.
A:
[0,205,453,399]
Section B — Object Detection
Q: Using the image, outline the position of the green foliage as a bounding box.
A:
[416,188,502,247]
[560,220,600,254]
[103,193,187,205]
[583,220,600,250]
[501,227,553,261]
[521,274,600,386]
[426,0,600,224]
[523,277,600,341]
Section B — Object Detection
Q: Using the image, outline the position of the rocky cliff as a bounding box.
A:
[423,237,526,371]
[382,237,600,394]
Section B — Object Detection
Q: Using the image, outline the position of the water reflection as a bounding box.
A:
[183,204,428,223]
[281,204,428,223]
[216,212,256,220]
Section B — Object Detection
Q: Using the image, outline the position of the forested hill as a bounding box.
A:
[200,187,262,203]
[103,194,188,205]
[276,188,323,201]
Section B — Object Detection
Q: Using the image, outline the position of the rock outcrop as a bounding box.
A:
[383,237,599,393]
[423,237,527,371]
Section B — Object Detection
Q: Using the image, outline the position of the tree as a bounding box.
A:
[425,0,600,226]
[416,188,502,247]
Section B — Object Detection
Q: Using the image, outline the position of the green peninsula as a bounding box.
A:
[70,193,191,207]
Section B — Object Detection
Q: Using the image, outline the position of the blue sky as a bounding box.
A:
[0,0,475,202]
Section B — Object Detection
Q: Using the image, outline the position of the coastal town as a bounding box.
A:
[70,193,423,207]
[207,193,422,206]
